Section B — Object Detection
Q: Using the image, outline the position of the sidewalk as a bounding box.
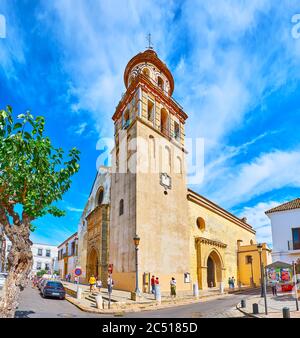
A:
[62,281,232,314]
[237,292,300,318]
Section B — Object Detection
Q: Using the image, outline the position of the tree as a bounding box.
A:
[36,269,47,277]
[0,106,80,317]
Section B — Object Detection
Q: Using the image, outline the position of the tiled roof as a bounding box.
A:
[265,198,300,214]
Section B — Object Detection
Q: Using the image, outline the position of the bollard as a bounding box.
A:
[95,294,103,309]
[282,307,290,318]
[76,287,82,300]
[155,285,161,304]
[241,299,246,308]
[193,283,199,298]
[253,303,259,314]
[219,281,224,294]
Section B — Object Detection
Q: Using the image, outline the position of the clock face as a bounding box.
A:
[160,173,172,189]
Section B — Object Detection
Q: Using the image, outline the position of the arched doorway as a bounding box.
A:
[207,256,215,287]
[87,248,99,279]
[206,250,222,288]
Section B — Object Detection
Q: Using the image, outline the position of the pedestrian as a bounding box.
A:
[271,281,278,296]
[68,273,72,282]
[96,277,102,293]
[151,275,155,294]
[170,277,176,298]
[74,276,79,284]
[107,275,114,295]
[228,277,232,289]
[65,273,68,282]
[232,277,235,289]
[89,274,96,293]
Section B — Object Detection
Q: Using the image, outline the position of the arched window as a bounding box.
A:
[119,199,124,216]
[175,156,182,174]
[142,67,150,78]
[196,217,205,231]
[123,109,130,129]
[157,76,164,91]
[160,108,169,137]
[97,187,104,205]
[128,75,134,86]
[164,145,171,173]
[149,135,155,158]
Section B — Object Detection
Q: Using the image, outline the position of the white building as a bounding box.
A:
[57,232,78,280]
[266,198,300,264]
[4,240,58,275]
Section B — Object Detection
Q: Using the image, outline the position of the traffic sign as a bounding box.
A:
[108,264,113,274]
[74,267,82,276]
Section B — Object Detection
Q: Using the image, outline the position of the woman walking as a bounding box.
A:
[170,277,176,298]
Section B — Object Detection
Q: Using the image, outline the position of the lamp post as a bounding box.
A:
[258,243,268,315]
[133,234,141,297]
[292,261,299,311]
[257,243,264,297]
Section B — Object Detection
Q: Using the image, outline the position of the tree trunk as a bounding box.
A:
[0,233,5,271]
[0,223,33,318]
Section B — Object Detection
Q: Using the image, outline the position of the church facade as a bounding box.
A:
[77,48,270,293]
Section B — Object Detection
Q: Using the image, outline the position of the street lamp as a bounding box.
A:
[257,243,264,298]
[257,243,268,315]
[133,234,141,297]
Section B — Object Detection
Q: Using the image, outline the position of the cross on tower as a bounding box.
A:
[146,33,153,50]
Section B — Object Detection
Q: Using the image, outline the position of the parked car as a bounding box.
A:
[0,272,8,288]
[41,280,65,300]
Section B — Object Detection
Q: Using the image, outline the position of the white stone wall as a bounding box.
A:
[267,208,300,263]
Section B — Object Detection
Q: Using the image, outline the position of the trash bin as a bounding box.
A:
[253,303,259,314]
[282,307,290,318]
[241,299,246,308]
[95,294,103,309]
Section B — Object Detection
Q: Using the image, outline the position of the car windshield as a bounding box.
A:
[46,281,63,288]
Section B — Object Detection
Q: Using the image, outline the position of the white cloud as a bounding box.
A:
[236,200,287,246]
[67,206,83,213]
[209,149,300,208]
[75,122,87,136]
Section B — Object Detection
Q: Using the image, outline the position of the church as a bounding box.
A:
[76,47,271,293]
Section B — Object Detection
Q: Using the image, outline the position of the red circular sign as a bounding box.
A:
[74,268,82,276]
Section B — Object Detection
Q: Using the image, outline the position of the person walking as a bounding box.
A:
[170,277,176,298]
[74,276,79,284]
[89,274,96,293]
[96,277,102,293]
[271,280,278,296]
[228,277,232,289]
[107,275,114,295]
[151,275,155,294]
[231,277,235,289]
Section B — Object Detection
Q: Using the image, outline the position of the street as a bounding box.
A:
[15,287,260,318]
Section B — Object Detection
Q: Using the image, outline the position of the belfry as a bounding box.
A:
[76,47,271,293]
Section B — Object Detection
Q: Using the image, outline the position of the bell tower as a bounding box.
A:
[109,47,190,293]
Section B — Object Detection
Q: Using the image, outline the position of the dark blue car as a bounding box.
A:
[41,280,66,300]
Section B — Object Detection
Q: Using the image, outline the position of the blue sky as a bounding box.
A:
[1,0,300,246]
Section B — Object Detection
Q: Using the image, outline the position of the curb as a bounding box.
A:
[236,302,259,318]
[65,292,230,315]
